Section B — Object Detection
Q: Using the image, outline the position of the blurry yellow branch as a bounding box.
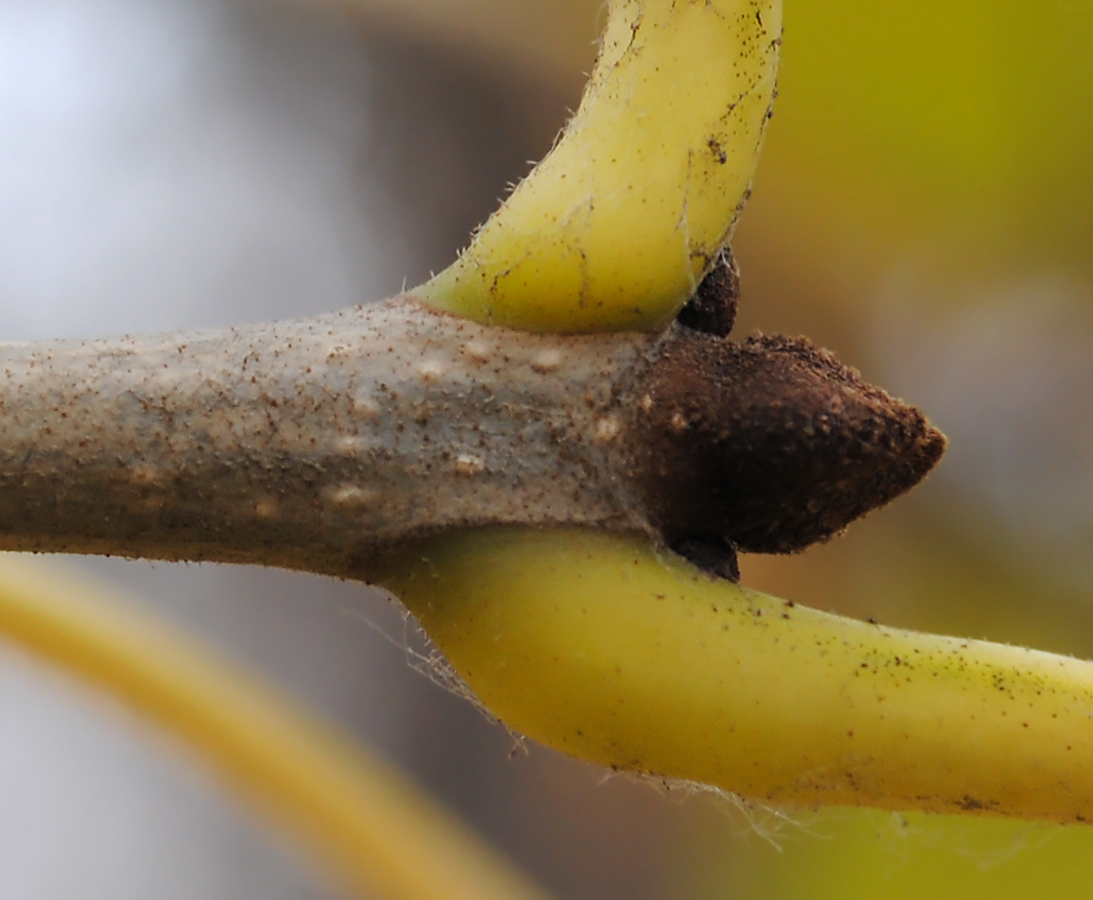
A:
[0,555,554,900]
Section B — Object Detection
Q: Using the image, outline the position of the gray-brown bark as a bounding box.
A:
[0,298,665,580]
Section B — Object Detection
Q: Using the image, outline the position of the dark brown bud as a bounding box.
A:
[676,246,740,337]
[627,330,947,555]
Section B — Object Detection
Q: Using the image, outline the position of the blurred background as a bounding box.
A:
[0,0,1090,897]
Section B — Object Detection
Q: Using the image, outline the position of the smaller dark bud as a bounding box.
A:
[676,247,740,337]
[670,533,741,582]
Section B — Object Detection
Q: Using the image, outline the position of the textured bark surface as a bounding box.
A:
[0,296,945,583]
[0,298,663,580]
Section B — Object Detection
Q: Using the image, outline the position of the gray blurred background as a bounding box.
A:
[1,1,1091,899]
